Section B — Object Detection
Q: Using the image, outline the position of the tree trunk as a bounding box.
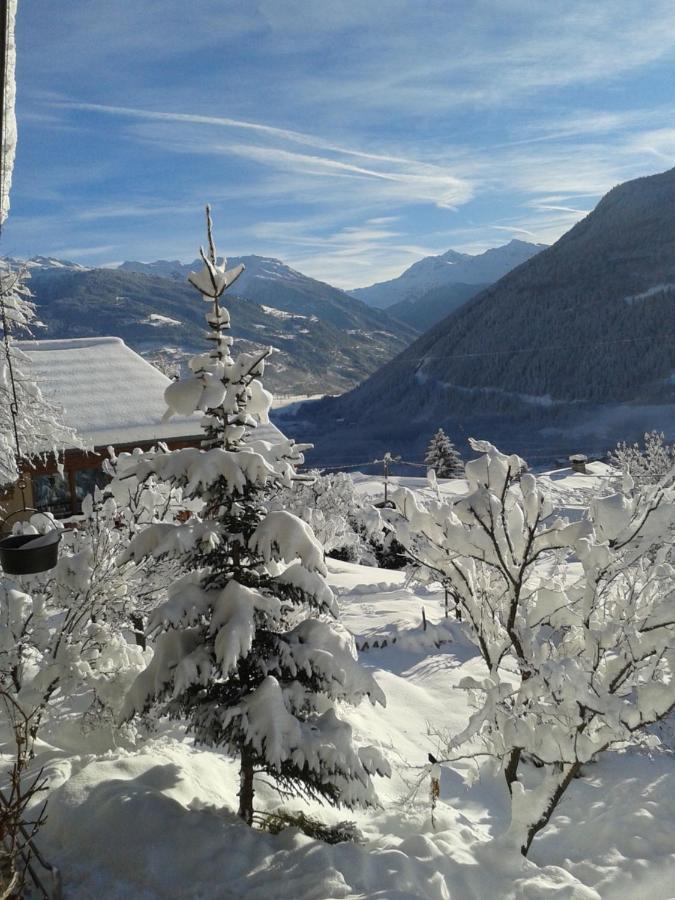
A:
[0,850,20,900]
[520,762,581,855]
[238,745,255,825]
[506,761,581,856]
[130,613,146,650]
[504,747,521,793]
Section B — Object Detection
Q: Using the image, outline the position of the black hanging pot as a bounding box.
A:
[0,510,62,575]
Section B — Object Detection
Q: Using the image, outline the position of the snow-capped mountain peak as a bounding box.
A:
[1,255,90,273]
[351,240,546,309]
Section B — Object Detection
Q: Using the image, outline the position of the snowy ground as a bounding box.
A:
[5,466,674,900]
[271,393,326,412]
[351,461,618,511]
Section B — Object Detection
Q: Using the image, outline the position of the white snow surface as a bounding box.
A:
[8,472,674,899]
[19,585,673,896]
[16,337,204,447]
[142,313,182,327]
[261,304,308,320]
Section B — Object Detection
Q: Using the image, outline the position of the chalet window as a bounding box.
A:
[74,467,109,504]
[33,472,72,518]
[33,465,109,518]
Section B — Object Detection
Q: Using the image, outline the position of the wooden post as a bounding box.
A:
[374,451,401,508]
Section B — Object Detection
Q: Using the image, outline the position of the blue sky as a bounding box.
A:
[3,0,675,289]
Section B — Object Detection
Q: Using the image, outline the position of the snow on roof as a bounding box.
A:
[16,337,202,447]
[16,337,283,449]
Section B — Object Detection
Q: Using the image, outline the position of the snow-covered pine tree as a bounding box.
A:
[424,428,464,479]
[120,207,389,824]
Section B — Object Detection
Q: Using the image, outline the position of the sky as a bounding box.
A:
[3,0,675,289]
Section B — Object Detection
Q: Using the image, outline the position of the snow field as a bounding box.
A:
[12,558,671,899]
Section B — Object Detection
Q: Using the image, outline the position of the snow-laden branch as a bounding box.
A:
[390,438,674,855]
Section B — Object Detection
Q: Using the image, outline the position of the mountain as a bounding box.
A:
[23,256,89,272]
[119,255,385,332]
[350,240,546,309]
[292,168,675,466]
[386,282,487,331]
[118,259,188,280]
[16,263,416,396]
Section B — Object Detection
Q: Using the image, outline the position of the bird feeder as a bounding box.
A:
[0,509,61,575]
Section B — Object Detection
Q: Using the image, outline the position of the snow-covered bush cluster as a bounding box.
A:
[0,264,81,484]
[269,469,387,565]
[610,429,675,484]
[390,438,674,855]
[0,469,182,736]
[269,470,361,555]
[119,208,389,823]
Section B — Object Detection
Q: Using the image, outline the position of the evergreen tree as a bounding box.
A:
[424,428,464,478]
[120,207,388,824]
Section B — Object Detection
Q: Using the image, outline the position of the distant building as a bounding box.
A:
[568,454,589,474]
[1,336,282,519]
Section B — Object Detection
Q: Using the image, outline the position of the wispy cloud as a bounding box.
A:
[55,244,118,259]
[626,128,675,162]
[56,101,416,166]
[491,225,537,237]
[54,100,475,213]
[9,0,675,286]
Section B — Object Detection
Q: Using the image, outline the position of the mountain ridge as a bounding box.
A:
[8,262,415,396]
[350,239,547,309]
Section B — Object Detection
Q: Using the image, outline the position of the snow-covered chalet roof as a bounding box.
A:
[16,337,283,450]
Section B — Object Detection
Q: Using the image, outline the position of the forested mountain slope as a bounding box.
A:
[296,167,675,464]
[387,281,487,330]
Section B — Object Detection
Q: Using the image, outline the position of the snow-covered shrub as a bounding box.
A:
[272,471,408,569]
[610,430,675,484]
[0,466,182,734]
[424,428,464,479]
[120,208,389,824]
[269,469,400,566]
[268,470,365,558]
[0,523,136,732]
[368,529,409,570]
[391,438,674,856]
[0,691,48,898]
[258,810,363,844]
[0,264,81,485]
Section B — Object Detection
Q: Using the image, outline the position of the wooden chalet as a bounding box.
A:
[1,336,282,519]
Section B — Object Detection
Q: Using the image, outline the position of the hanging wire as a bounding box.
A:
[0,279,27,505]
